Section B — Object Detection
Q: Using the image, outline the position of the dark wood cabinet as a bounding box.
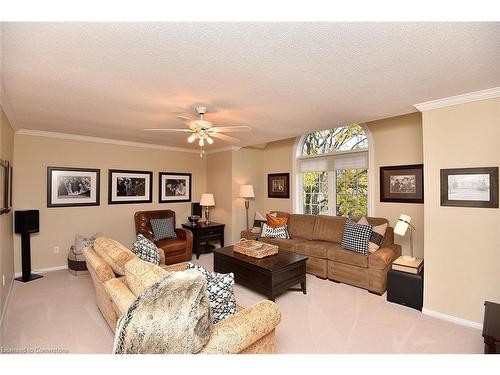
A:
[483,301,500,354]
[181,222,225,259]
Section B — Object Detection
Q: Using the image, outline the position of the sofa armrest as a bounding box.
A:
[104,278,136,316]
[175,228,193,255]
[200,300,281,354]
[83,247,115,283]
[368,244,402,270]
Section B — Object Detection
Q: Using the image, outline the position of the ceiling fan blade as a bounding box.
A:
[143,128,193,132]
[210,126,251,133]
[176,115,194,121]
[210,132,241,143]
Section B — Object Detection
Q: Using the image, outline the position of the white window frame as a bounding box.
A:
[292,124,374,216]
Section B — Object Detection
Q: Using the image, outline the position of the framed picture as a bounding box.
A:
[268,173,290,199]
[108,169,153,204]
[0,159,9,214]
[380,164,424,203]
[47,167,100,208]
[440,167,498,208]
[159,172,192,203]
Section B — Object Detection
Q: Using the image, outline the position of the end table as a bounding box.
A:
[182,222,225,259]
[387,267,424,311]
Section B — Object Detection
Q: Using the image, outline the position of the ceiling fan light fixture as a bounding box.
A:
[199,138,205,147]
[206,136,214,145]
[187,133,197,143]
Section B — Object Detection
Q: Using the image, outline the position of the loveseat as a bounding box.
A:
[83,237,281,354]
[245,213,401,294]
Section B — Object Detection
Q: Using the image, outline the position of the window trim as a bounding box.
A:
[292,124,374,216]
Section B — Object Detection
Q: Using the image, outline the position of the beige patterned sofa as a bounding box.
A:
[83,237,281,354]
[244,213,401,295]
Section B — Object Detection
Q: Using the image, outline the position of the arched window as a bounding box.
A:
[297,124,369,217]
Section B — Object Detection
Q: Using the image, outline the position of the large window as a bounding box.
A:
[298,124,369,217]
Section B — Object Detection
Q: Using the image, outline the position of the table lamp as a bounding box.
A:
[200,193,215,224]
[239,184,255,230]
[394,214,416,260]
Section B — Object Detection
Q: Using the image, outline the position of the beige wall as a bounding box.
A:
[206,151,233,242]
[0,107,15,329]
[13,134,206,273]
[366,112,424,258]
[422,97,500,324]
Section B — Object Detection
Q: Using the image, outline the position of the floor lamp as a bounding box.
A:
[394,214,416,260]
[239,185,255,230]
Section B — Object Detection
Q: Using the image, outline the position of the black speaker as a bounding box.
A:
[14,210,42,283]
[191,202,202,216]
[15,210,39,234]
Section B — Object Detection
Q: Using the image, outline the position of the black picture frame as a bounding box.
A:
[268,173,290,199]
[380,164,424,203]
[159,172,192,203]
[440,167,498,208]
[0,159,9,214]
[47,166,100,208]
[108,169,153,204]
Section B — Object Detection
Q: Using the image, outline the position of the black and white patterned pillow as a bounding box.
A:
[340,220,373,255]
[132,234,160,265]
[259,223,290,239]
[186,263,236,324]
[150,217,177,241]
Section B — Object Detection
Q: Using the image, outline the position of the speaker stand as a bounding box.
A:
[15,232,43,283]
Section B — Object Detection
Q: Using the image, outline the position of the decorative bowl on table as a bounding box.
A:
[188,215,200,226]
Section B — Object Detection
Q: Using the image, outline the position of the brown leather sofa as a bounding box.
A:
[255,212,401,295]
[134,209,193,265]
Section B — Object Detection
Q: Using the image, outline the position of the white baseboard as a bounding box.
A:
[0,276,15,330]
[14,265,68,278]
[422,308,482,330]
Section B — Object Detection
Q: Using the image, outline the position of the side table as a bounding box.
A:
[483,301,500,354]
[182,222,225,259]
[387,268,424,311]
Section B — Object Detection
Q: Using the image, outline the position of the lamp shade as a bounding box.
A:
[239,184,255,198]
[394,214,412,236]
[200,193,215,207]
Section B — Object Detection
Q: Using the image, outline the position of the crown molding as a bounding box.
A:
[0,84,19,131]
[15,129,203,154]
[414,87,500,112]
[205,146,241,154]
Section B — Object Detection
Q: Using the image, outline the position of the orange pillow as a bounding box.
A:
[266,214,288,228]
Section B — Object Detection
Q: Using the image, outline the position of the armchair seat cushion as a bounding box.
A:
[258,236,308,251]
[327,243,368,268]
[156,238,188,253]
[293,240,335,259]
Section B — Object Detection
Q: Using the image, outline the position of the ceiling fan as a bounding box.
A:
[144,106,251,157]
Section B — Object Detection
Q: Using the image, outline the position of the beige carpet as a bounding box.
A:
[0,253,483,354]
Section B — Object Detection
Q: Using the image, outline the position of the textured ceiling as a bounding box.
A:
[1,22,499,150]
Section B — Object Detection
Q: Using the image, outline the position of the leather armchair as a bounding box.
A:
[134,210,193,265]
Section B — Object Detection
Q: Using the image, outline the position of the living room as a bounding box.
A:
[1,1,499,372]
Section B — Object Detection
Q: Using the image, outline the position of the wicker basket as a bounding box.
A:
[233,240,279,258]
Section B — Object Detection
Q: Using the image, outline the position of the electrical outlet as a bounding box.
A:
[54,246,60,254]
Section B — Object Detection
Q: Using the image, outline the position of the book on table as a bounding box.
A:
[392,256,423,274]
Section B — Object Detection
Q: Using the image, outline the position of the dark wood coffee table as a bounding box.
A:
[213,245,308,301]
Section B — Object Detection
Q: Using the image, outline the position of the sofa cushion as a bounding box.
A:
[287,214,316,240]
[312,215,348,243]
[124,257,169,296]
[327,243,369,268]
[358,216,388,253]
[293,240,337,259]
[156,238,186,253]
[340,220,372,255]
[258,236,308,251]
[266,214,289,227]
[150,217,177,241]
[93,237,136,276]
[132,234,160,265]
[259,223,290,239]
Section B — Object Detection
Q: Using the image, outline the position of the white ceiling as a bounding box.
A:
[1,22,499,151]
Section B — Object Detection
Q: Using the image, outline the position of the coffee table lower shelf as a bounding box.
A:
[213,245,307,301]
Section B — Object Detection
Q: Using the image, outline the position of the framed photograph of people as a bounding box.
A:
[47,166,100,208]
[108,169,153,204]
[268,173,290,199]
[380,164,424,203]
[159,172,192,203]
[440,167,498,208]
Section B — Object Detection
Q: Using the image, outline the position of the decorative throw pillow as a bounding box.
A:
[186,263,236,324]
[266,213,289,228]
[132,234,160,265]
[150,217,177,241]
[75,232,102,253]
[340,220,373,255]
[358,216,388,253]
[259,222,291,239]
